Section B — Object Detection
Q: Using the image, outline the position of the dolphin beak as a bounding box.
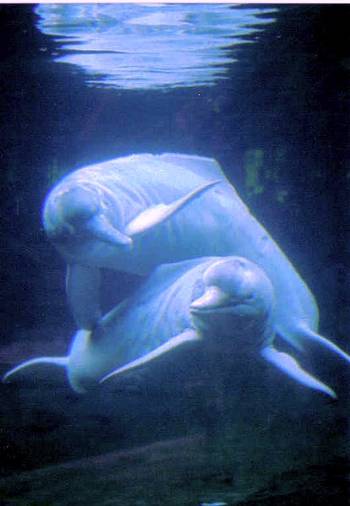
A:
[86,215,133,248]
[190,286,230,311]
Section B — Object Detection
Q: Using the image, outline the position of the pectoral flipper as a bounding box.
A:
[261,345,336,399]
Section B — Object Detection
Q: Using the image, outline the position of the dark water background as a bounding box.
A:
[0,4,349,505]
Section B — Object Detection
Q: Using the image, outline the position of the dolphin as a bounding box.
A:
[42,153,349,363]
[3,257,339,399]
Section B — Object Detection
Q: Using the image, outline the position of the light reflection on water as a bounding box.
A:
[35,3,276,90]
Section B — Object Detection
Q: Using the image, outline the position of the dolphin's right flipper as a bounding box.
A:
[125,180,221,237]
[100,329,201,383]
[261,346,337,399]
[66,264,102,329]
[3,356,68,383]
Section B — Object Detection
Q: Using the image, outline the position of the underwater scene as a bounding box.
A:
[0,3,349,505]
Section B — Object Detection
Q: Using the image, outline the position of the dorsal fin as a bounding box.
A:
[158,153,228,181]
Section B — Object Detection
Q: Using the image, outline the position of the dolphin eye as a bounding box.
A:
[63,203,96,224]
[225,293,253,307]
[46,221,75,241]
[191,279,206,302]
[59,188,99,224]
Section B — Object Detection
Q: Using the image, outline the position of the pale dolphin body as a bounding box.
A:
[42,153,349,363]
[4,257,338,399]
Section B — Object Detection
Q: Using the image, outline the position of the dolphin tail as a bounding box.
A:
[124,180,221,237]
[261,346,337,399]
[279,323,350,366]
[3,356,68,383]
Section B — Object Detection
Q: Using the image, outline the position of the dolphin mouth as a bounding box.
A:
[190,304,234,315]
[190,290,254,316]
[190,285,246,315]
[190,303,255,319]
[190,285,230,311]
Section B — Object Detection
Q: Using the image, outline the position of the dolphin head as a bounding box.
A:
[190,256,275,344]
[43,184,132,250]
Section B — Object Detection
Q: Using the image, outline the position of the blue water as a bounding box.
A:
[35,4,276,89]
[0,4,349,505]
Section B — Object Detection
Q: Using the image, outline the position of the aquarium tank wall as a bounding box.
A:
[0,3,349,505]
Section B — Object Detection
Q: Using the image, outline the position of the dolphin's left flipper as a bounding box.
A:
[125,180,220,237]
[66,264,102,329]
[298,325,350,365]
[100,329,200,383]
[3,356,68,383]
[261,346,337,399]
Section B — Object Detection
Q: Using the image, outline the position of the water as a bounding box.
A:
[0,4,349,505]
[35,4,276,89]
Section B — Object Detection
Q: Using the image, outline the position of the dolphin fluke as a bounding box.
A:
[125,180,221,237]
[261,346,337,399]
[3,356,68,383]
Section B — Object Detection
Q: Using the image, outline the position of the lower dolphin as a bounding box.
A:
[4,256,340,399]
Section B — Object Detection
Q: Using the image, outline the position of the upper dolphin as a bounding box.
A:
[42,153,349,363]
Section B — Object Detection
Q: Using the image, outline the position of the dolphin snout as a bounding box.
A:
[190,286,231,312]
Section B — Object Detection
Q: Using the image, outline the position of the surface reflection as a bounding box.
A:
[35,3,276,90]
